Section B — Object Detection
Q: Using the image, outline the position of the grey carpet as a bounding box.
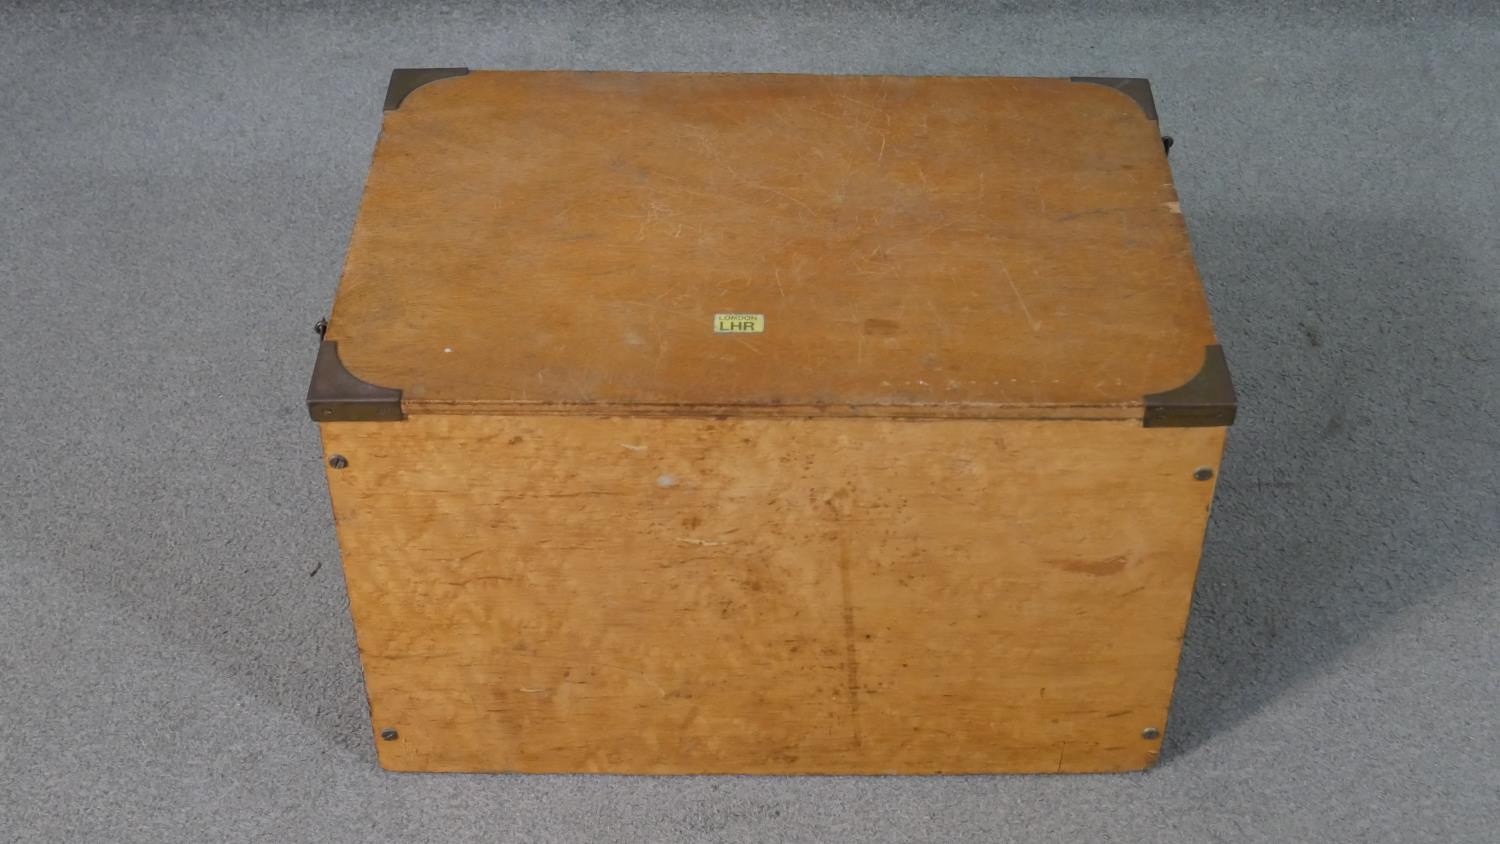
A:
[2,1,1497,841]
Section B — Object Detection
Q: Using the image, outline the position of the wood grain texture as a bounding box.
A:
[327,71,1217,420]
[322,414,1225,773]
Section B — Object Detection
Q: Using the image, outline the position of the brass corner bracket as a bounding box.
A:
[383,67,470,111]
[1069,77,1158,121]
[307,339,404,422]
[1143,345,1237,428]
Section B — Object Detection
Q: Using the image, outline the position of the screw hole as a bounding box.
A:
[380,728,398,741]
[1141,726,1161,740]
[1193,467,1214,481]
[328,455,349,469]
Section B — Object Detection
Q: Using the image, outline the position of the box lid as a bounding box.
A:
[311,70,1233,426]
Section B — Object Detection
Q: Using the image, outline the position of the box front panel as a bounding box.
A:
[321,415,1224,773]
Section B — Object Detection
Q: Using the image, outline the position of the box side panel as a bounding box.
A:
[321,415,1224,774]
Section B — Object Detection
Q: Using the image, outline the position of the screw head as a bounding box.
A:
[328,455,348,469]
[1141,726,1161,740]
[1193,467,1214,481]
[380,728,398,741]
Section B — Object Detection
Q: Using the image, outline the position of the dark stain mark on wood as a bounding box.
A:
[837,534,863,749]
[1049,554,1130,576]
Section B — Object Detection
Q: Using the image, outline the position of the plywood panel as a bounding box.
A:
[321,414,1224,773]
[326,71,1216,419]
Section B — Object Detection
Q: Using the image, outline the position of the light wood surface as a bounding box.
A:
[327,71,1216,420]
[322,414,1225,773]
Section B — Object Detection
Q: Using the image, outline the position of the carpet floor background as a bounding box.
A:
[1,2,1496,841]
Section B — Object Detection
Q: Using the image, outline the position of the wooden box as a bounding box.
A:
[309,69,1235,774]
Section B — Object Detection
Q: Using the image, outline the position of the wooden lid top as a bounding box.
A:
[320,70,1229,423]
